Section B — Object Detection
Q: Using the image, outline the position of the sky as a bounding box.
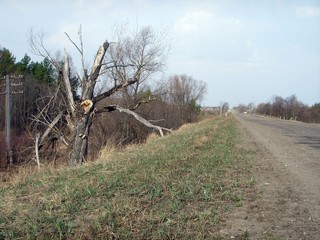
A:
[0,0,319,107]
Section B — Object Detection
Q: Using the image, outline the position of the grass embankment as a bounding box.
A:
[0,116,256,239]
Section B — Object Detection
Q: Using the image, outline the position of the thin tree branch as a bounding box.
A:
[106,64,135,70]
[130,95,157,110]
[99,63,135,76]
[93,79,137,103]
[64,32,82,55]
[28,29,61,69]
[78,25,85,73]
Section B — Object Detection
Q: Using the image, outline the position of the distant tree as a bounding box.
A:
[271,96,285,118]
[0,47,16,75]
[313,103,320,109]
[16,54,32,74]
[234,104,247,113]
[256,102,272,116]
[284,95,299,119]
[165,74,206,124]
[16,54,56,84]
[311,103,320,123]
[29,57,56,84]
[255,95,320,123]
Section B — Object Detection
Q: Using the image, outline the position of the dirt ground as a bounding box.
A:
[221,113,320,239]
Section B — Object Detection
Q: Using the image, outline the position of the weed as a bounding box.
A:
[246,176,256,186]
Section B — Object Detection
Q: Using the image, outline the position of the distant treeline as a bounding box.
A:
[234,95,320,123]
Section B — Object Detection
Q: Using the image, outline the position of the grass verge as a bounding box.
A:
[0,116,256,239]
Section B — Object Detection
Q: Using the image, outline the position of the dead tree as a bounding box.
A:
[29,26,171,166]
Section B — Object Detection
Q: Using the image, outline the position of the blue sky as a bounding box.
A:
[1,0,319,107]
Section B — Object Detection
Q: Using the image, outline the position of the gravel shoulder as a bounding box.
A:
[221,114,320,239]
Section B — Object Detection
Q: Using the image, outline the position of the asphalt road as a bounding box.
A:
[236,113,320,151]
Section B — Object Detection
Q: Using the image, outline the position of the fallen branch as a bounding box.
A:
[97,105,172,137]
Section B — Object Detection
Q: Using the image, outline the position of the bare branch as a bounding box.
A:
[64,32,82,55]
[96,105,172,136]
[62,49,76,115]
[38,113,63,146]
[65,25,86,76]
[130,95,157,110]
[27,29,61,69]
[100,60,115,66]
[99,63,135,76]
[93,79,137,103]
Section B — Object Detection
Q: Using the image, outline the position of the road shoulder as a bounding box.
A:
[220,115,319,239]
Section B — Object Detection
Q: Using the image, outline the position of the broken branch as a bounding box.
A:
[97,105,172,137]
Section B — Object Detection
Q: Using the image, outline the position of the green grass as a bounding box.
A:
[0,116,256,239]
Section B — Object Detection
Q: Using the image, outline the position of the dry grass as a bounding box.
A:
[0,162,65,188]
[145,132,160,143]
[96,139,119,163]
[0,116,256,239]
[176,122,193,132]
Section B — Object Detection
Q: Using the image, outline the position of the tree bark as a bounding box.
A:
[68,113,92,165]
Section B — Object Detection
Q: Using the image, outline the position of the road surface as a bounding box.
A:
[223,113,320,239]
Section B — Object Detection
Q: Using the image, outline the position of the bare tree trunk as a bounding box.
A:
[68,113,92,165]
[67,41,109,165]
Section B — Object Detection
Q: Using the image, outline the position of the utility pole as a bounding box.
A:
[1,75,24,165]
[5,75,13,165]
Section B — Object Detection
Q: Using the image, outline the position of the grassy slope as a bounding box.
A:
[0,116,256,239]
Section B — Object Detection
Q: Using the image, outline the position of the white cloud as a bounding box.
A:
[295,6,320,17]
[172,9,247,63]
[175,11,212,33]
[174,10,244,36]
